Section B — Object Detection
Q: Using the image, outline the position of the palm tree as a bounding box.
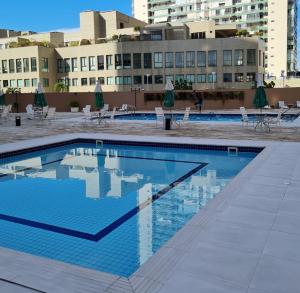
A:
[54,82,69,93]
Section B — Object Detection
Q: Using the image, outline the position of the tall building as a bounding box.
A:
[132,0,298,78]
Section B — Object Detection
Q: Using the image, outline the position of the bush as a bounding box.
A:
[69,100,80,108]
[80,39,91,46]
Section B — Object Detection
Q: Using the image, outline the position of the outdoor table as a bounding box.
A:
[33,107,44,120]
[254,114,270,132]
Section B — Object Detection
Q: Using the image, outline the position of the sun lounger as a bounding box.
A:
[155,107,164,128]
[278,101,288,109]
[176,107,190,127]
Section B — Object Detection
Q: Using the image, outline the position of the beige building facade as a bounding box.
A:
[0,10,265,93]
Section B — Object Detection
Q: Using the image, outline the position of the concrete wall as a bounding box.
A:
[4,88,300,113]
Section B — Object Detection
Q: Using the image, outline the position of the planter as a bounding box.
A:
[71,107,79,113]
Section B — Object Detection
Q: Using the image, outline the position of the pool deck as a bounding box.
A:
[0,119,300,292]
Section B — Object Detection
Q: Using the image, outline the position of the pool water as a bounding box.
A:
[115,113,298,123]
[0,142,258,277]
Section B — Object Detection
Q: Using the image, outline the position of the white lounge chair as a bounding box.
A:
[82,105,91,112]
[0,106,10,121]
[278,101,288,109]
[240,107,249,126]
[44,107,56,120]
[296,101,300,108]
[103,104,109,111]
[265,110,284,127]
[155,107,165,128]
[176,107,190,128]
[42,106,49,118]
[26,104,34,120]
[119,104,128,112]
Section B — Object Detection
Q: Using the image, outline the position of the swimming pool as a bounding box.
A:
[115,113,298,123]
[0,139,260,277]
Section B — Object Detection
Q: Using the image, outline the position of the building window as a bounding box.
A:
[154,52,163,68]
[197,74,206,83]
[65,58,71,73]
[42,78,49,87]
[17,79,23,87]
[144,75,152,84]
[223,73,232,82]
[133,53,141,69]
[2,80,8,87]
[32,78,38,87]
[235,73,244,82]
[234,50,244,66]
[123,76,132,85]
[186,51,195,68]
[208,51,217,67]
[31,58,37,72]
[65,78,70,87]
[57,59,64,73]
[208,73,217,83]
[9,59,15,73]
[16,59,22,73]
[106,55,113,70]
[115,76,123,85]
[186,74,195,84]
[246,72,256,82]
[123,54,131,69]
[175,52,184,68]
[176,74,185,81]
[165,52,174,68]
[72,78,78,86]
[155,75,163,84]
[24,79,30,87]
[165,75,174,83]
[81,57,87,71]
[134,75,142,84]
[89,77,96,85]
[23,58,29,72]
[1,60,8,74]
[97,55,104,70]
[197,51,206,67]
[223,50,232,66]
[107,77,114,85]
[98,77,105,85]
[247,49,256,65]
[41,58,48,72]
[81,78,88,86]
[89,56,96,71]
[71,58,78,72]
[144,53,152,69]
[10,80,16,87]
[115,54,122,69]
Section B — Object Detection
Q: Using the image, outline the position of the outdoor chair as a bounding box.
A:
[240,107,250,126]
[176,107,191,128]
[44,107,56,120]
[296,101,300,108]
[82,105,91,112]
[265,109,284,128]
[0,106,10,121]
[26,104,34,120]
[155,107,165,128]
[119,104,128,112]
[278,101,288,109]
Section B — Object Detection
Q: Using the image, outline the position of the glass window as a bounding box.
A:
[115,76,123,85]
[246,72,256,82]
[208,73,217,83]
[235,73,244,82]
[123,54,131,69]
[65,58,71,73]
[197,74,206,83]
[9,59,15,73]
[115,54,122,69]
[32,78,38,87]
[144,53,152,69]
[65,78,70,87]
[72,78,78,86]
[165,75,174,83]
[42,78,49,87]
[107,76,114,85]
[106,55,113,70]
[80,57,87,71]
[186,51,195,68]
[23,58,29,72]
[165,52,174,68]
[176,74,184,81]
[2,60,8,74]
[223,73,232,82]
[31,58,37,72]
[98,77,105,85]
[41,58,48,72]
[123,76,132,85]
[3,80,8,87]
[71,58,77,72]
[89,77,96,85]
[154,52,163,68]
[24,79,30,87]
[234,50,244,66]
[89,56,96,71]
[247,49,256,65]
[133,53,141,69]
[208,51,217,67]
[97,55,104,70]
[155,75,163,84]
[144,75,152,84]
[10,80,16,87]
[175,52,184,68]
[197,51,206,67]
[186,74,195,84]
[223,50,232,66]
[17,79,23,87]
[81,78,88,86]
[57,59,64,73]
[134,75,142,84]
[16,59,22,73]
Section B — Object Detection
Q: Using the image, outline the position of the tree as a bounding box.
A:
[174,79,193,90]
[6,88,21,113]
[54,82,69,93]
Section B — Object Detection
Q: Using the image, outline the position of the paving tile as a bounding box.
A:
[157,271,246,293]
[250,255,300,293]
[280,199,300,215]
[241,183,287,200]
[273,212,300,235]
[250,176,291,188]
[0,281,37,293]
[285,186,300,201]
[176,242,259,286]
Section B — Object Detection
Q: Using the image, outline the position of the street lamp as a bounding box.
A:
[130,86,141,110]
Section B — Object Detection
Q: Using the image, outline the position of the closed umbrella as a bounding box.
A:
[34,83,48,107]
[95,81,104,110]
[253,86,268,110]
[163,79,175,109]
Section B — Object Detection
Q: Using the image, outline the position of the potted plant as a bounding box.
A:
[69,100,80,113]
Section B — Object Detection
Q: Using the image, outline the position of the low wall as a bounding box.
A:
[4,88,300,112]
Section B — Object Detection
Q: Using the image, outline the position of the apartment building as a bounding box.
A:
[132,0,297,78]
[0,10,264,93]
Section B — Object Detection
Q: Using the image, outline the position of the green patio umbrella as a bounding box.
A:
[0,89,5,106]
[34,83,48,107]
[163,79,175,109]
[95,81,104,110]
[253,86,269,109]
